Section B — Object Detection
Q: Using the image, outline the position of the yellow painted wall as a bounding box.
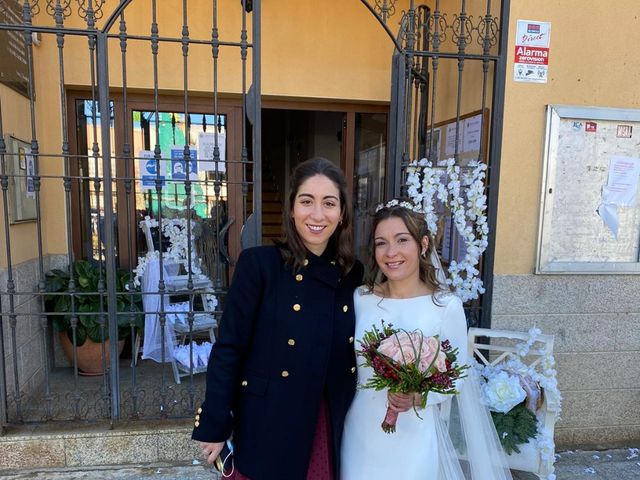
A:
[0,85,40,267]
[495,0,640,274]
[52,0,400,101]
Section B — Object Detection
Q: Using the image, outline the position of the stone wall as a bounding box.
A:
[491,274,640,448]
[0,255,67,419]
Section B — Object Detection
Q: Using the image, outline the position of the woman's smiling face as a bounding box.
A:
[374,216,426,283]
[291,174,342,256]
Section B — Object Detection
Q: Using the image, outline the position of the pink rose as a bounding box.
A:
[379,332,447,373]
[379,331,418,365]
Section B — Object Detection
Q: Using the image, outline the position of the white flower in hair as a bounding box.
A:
[375,199,425,214]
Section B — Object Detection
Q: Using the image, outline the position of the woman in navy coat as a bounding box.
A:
[193,158,364,480]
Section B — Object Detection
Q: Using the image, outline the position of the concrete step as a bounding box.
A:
[1,448,639,479]
[0,462,214,479]
[0,420,199,473]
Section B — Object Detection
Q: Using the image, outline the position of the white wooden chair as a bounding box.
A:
[137,217,217,384]
[467,327,560,479]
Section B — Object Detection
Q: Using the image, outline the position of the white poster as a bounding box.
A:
[604,155,640,206]
[463,115,482,153]
[198,131,226,172]
[445,122,464,157]
[597,155,640,239]
[25,151,35,199]
[514,20,551,84]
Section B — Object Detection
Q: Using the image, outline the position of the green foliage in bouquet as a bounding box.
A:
[45,260,143,346]
[491,403,537,454]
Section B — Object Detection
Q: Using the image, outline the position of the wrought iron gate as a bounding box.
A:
[363,0,509,328]
[0,0,261,430]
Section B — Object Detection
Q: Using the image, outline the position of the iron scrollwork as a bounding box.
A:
[45,0,72,19]
[77,0,105,21]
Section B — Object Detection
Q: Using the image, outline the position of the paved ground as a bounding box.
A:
[0,448,638,479]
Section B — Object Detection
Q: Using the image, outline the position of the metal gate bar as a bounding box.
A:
[0,0,261,429]
[364,0,509,328]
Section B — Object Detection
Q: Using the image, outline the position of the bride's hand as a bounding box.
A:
[387,392,423,412]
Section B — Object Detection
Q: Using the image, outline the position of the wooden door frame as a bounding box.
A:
[67,89,246,269]
[261,98,389,197]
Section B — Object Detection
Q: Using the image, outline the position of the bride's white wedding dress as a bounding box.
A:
[341,288,513,480]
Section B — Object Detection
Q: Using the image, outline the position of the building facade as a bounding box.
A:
[0,0,638,454]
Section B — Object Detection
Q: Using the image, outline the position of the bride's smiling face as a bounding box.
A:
[374,217,427,283]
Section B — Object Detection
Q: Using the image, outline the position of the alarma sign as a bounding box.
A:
[514,20,551,84]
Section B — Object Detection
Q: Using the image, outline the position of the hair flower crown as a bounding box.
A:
[375,199,424,214]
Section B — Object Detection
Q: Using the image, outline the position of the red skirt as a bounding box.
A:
[231,399,334,480]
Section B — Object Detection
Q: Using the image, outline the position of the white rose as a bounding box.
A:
[482,371,527,414]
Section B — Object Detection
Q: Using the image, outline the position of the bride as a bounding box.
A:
[341,199,513,479]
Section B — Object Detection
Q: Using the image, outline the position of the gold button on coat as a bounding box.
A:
[293,303,301,312]
[194,421,200,427]
[330,260,336,265]
[288,339,296,346]
[303,259,309,266]
[241,380,248,387]
[195,414,200,421]
[197,407,202,414]
[349,336,354,343]
[343,305,349,312]
[295,274,303,282]
[351,367,356,373]
[281,370,289,377]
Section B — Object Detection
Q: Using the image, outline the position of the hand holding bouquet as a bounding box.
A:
[358,321,467,433]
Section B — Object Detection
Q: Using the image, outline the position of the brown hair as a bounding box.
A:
[276,157,354,274]
[365,200,451,300]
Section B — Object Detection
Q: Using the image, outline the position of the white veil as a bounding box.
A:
[430,249,514,480]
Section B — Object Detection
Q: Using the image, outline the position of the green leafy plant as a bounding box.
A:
[45,260,143,346]
[491,402,538,454]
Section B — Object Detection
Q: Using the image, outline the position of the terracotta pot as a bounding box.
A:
[58,332,125,376]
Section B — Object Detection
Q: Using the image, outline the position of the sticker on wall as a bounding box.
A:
[514,20,551,84]
[585,122,597,133]
[616,125,633,138]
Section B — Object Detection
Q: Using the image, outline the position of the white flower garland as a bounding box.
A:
[133,217,217,310]
[476,327,562,480]
[406,158,488,301]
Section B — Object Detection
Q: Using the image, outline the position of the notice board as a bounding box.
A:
[536,105,640,273]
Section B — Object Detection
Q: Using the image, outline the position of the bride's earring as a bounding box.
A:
[421,248,427,259]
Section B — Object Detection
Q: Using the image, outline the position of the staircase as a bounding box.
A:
[247,157,284,245]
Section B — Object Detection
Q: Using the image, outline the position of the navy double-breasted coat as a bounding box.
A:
[192,245,364,480]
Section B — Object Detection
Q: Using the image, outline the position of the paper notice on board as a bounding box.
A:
[445,123,464,157]
[198,131,226,172]
[604,155,640,205]
[25,151,35,199]
[463,115,482,153]
[597,155,640,239]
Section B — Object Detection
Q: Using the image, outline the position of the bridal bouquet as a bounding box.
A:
[358,321,467,433]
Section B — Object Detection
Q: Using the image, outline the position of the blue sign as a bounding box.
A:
[170,147,198,181]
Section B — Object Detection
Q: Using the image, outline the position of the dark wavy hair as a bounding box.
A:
[365,199,451,300]
[276,157,355,274]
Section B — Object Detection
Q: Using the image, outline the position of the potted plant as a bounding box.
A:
[45,260,144,375]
